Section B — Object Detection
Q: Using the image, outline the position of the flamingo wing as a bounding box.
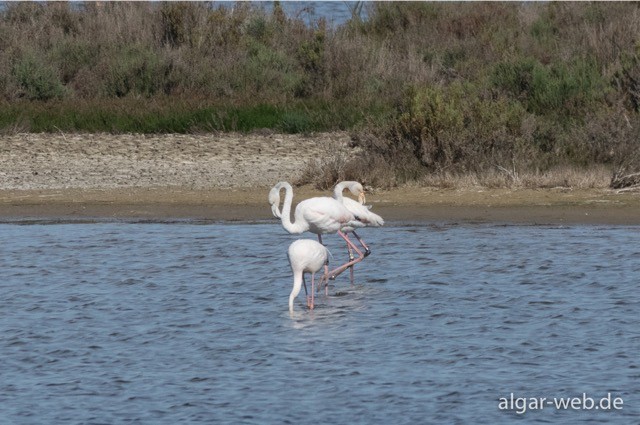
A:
[297,197,355,234]
[342,197,384,227]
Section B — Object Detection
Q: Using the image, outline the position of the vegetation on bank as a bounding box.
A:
[1,2,640,188]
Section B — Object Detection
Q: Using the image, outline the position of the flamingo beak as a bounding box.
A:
[271,203,281,218]
[358,192,366,204]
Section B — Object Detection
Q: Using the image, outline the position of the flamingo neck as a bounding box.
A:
[289,271,303,310]
[279,182,306,234]
[333,182,347,202]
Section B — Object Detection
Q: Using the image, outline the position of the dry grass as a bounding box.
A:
[3,2,640,189]
[409,165,611,190]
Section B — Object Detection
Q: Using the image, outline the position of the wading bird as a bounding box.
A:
[332,181,384,282]
[269,181,364,280]
[287,239,329,311]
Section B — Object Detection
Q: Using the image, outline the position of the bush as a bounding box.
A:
[391,83,527,172]
[2,2,640,188]
[101,45,169,98]
[51,40,98,85]
[12,52,65,101]
[491,57,607,117]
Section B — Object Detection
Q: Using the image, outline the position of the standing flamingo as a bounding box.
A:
[332,181,384,282]
[287,239,329,311]
[269,181,364,280]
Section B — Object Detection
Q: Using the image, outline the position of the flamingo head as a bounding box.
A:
[346,182,366,204]
[268,186,282,218]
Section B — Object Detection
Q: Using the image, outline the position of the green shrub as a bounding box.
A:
[530,16,558,43]
[241,40,301,99]
[51,40,98,84]
[279,110,312,133]
[12,52,65,101]
[492,57,606,117]
[295,30,326,96]
[102,45,168,97]
[392,82,527,172]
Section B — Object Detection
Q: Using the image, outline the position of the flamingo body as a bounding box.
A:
[330,181,385,282]
[269,181,360,236]
[296,197,355,235]
[333,181,384,228]
[287,239,328,311]
[270,181,369,289]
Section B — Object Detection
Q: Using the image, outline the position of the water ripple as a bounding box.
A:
[1,223,638,423]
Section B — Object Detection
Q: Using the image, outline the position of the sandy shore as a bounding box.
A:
[1,133,638,224]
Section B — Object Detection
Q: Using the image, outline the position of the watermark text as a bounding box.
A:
[498,392,623,414]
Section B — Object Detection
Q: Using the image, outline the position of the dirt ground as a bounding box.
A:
[1,132,638,224]
[0,131,353,190]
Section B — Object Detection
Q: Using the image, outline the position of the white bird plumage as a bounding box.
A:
[269,181,360,236]
[271,181,383,310]
[333,181,384,229]
[287,239,329,311]
[331,181,384,282]
[269,181,365,283]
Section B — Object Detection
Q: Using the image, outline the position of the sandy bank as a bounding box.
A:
[1,133,638,224]
[1,186,638,225]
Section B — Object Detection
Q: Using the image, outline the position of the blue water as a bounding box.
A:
[216,1,365,26]
[1,222,639,424]
[267,1,365,26]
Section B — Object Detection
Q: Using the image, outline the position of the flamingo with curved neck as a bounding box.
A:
[331,181,384,282]
[269,181,365,281]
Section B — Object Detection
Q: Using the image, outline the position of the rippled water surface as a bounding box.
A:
[225,1,363,26]
[1,222,639,424]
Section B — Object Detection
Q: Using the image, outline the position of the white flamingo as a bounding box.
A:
[287,239,329,311]
[269,181,364,281]
[333,181,384,282]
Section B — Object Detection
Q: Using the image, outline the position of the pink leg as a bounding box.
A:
[329,231,365,280]
[308,272,315,309]
[346,242,355,284]
[302,275,310,308]
[323,263,329,295]
[351,230,371,257]
[346,230,371,283]
[317,265,330,294]
[314,256,330,295]
[349,259,354,283]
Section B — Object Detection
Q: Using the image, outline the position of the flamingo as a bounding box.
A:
[287,239,329,311]
[332,181,384,282]
[269,181,364,280]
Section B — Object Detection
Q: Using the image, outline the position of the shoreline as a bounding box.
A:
[1,186,638,225]
[1,133,638,225]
